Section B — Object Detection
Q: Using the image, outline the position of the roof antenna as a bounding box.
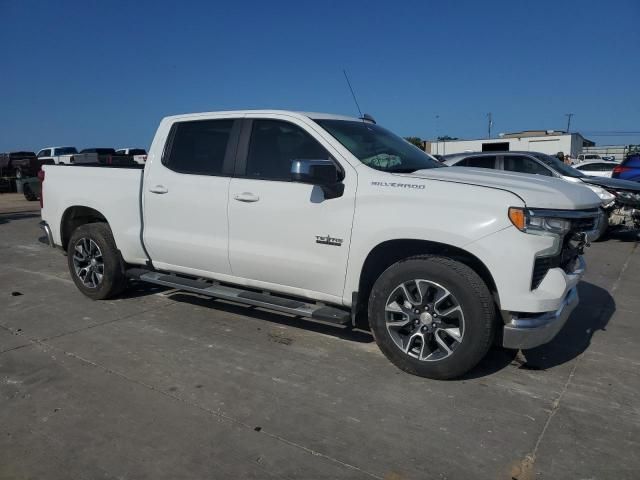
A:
[343,69,363,119]
[343,70,376,124]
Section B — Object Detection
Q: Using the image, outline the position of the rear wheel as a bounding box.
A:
[368,255,496,379]
[67,223,127,300]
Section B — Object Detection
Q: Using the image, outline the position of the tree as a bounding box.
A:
[404,136,424,148]
[437,135,459,141]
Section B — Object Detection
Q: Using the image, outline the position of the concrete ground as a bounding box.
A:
[1,193,638,479]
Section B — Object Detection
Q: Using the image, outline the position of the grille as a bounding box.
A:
[530,217,592,290]
[571,217,597,232]
[531,255,560,289]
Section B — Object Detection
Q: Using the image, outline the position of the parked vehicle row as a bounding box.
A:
[0,151,40,178]
[36,146,147,165]
[443,151,640,238]
[40,110,602,380]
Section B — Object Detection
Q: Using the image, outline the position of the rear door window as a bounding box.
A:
[459,155,497,169]
[503,155,553,176]
[164,119,235,175]
[38,149,52,157]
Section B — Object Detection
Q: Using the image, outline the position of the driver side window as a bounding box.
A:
[245,120,331,181]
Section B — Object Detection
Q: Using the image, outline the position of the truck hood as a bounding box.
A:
[404,167,601,210]
[580,175,640,193]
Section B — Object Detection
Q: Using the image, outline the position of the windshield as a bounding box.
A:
[531,152,584,178]
[54,147,77,155]
[315,120,443,173]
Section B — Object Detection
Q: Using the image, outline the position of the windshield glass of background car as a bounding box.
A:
[532,153,584,178]
[316,120,443,172]
[54,147,77,155]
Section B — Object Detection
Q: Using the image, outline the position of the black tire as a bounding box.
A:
[368,255,496,380]
[23,184,37,201]
[67,223,127,300]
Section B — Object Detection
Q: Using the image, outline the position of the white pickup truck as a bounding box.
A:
[36,146,78,165]
[40,110,602,379]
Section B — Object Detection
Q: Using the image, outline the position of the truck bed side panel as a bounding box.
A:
[41,165,148,265]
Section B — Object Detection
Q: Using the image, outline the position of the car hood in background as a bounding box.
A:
[405,167,602,210]
[580,176,640,192]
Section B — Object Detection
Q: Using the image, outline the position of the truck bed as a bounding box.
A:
[41,164,148,265]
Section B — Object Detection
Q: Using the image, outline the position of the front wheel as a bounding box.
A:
[368,255,496,380]
[67,223,127,300]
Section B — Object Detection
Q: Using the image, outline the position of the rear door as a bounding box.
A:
[227,115,356,300]
[143,116,241,276]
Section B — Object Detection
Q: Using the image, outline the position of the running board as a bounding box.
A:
[129,270,351,325]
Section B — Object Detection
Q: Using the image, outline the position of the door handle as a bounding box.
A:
[233,192,260,203]
[149,185,168,194]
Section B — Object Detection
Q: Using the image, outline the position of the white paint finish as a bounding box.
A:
[228,178,355,298]
[573,161,618,178]
[142,164,233,276]
[227,112,357,298]
[42,109,604,318]
[40,165,148,264]
[37,146,77,165]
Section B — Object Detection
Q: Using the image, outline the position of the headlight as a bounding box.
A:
[508,207,571,235]
[586,184,615,204]
[508,207,571,256]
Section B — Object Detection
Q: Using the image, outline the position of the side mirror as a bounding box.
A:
[291,159,344,199]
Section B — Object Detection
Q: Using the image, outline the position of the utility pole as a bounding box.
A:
[435,114,440,155]
[565,113,574,133]
[487,113,493,139]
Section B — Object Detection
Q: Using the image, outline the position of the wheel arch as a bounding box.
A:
[354,239,499,328]
[60,205,109,251]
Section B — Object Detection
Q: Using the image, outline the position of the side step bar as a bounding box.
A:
[127,269,351,325]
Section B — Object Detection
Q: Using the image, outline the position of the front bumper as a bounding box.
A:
[39,220,55,247]
[502,285,579,349]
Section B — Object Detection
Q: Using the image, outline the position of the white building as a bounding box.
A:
[427,130,595,158]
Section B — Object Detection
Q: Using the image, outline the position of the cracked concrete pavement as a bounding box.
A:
[1,195,639,479]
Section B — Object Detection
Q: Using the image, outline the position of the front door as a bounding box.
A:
[228,117,356,301]
[143,117,241,276]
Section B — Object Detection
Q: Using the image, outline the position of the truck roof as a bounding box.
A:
[162,110,360,123]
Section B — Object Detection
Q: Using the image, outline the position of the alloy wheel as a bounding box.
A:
[72,237,104,289]
[385,279,465,361]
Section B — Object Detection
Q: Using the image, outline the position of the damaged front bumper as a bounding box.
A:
[501,285,579,350]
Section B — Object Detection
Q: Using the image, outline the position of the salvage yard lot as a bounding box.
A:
[1,194,639,480]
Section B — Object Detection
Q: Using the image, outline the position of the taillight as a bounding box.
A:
[38,168,45,208]
[613,165,630,175]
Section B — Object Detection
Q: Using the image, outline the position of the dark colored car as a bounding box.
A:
[21,159,55,201]
[612,154,640,182]
[0,151,39,178]
[71,148,136,166]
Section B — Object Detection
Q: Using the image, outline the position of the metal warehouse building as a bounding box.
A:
[427,130,595,158]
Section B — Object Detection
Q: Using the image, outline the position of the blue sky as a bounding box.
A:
[1,0,639,151]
